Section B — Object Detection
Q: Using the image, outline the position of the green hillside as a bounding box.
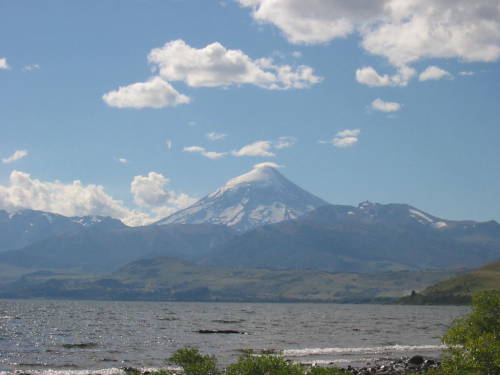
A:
[0,256,466,302]
[400,260,500,304]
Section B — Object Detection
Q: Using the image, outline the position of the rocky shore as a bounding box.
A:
[338,355,440,374]
[120,355,441,375]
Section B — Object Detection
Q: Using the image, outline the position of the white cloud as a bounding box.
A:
[183,146,227,159]
[253,161,283,169]
[148,39,322,90]
[131,172,170,207]
[332,137,359,148]
[116,157,128,164]
[292,51,302,58]
[0,170,141,224]
[2,150,28,164]
[320,129,360,148]
[274,136,297,149]
[102,76,191,109]
[371,98,401,112]
[206,132,227,141]
[419,66,453,81]
[165,139,172,149]
[238,0,500,67]
[23,64,40,72]
[356,65,415,87]
[0,58,9,70]
[131,172,197,221]
[232,140,276,157]
[336,129,360,138]
[0,170,196,226]
[459,71,475,76]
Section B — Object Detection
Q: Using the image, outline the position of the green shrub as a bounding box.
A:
[440,291,500,375]
[168,347,220,375]
[227,354,304,375]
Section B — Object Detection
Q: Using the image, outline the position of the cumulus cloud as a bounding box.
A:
[371,98,401,112]
[206,132,227,141]
[0,58,9,70]
[274,136,297,149]
[102,76,191,109]
[148,39,322,90]
[320,129,360,148]
[183,146,227,159]
[0,170,137,223]
[130,172,196,219]
[232,140,276,157]
[238,0,500,67]
[419,66,453,81]
[356,65,416,87]
[0,170,196,226]
[2,150,28,164]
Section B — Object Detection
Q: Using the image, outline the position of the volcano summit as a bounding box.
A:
[155,163,328,231]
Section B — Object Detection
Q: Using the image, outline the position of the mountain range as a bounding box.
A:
[0,165,498,300]
[0,209,125,251]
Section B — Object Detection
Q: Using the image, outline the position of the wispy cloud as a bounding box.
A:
[23,64,40,72]
[183,146,227,159]
[165,139,172,149]
[2,150,28,164]
[206,132,227,141]
[320,129,360,148]
[274,136,297,149]
[116,157,128,164]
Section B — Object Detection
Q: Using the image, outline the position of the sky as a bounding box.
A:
[0,0,499,226]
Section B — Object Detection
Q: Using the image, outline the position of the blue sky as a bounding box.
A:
[1,0,499,225]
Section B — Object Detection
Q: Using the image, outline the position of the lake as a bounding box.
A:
[0,299,468,374]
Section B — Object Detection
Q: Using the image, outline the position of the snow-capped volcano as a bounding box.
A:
[155,163,328,231]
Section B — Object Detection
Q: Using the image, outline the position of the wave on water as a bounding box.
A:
[283,345,447,357]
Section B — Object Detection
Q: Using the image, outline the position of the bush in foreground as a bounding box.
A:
[168,347,220,375]
[438,291,500,375]
[167,349,347,375]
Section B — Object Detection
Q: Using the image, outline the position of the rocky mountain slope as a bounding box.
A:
[203,203,500,272]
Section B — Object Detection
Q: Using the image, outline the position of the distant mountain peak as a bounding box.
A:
[155,163,328,231]
[210,164,287,197]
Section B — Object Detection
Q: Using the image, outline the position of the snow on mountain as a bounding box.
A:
[155,163,328,231]
[0,209,126,251]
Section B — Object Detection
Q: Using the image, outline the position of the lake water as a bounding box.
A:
[0,300,468,374]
